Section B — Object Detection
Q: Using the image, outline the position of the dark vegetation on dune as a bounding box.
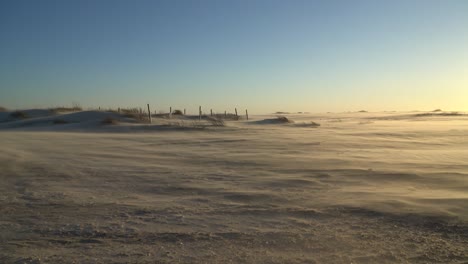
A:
[118,108,149,122]
[294,121,321,127]
[172,109,183,115]
[206,116,225,126]
[50,106,83,113]
[52,119,69,125]
[10,111,29,119]
[254,116,321,127]
[101,117,119,125]
[254,116,294,124]
[275,116,292,123]
[415,112,465,117]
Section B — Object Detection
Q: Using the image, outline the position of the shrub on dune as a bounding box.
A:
[172,109,183,115]
[275,116,293,123]
[0,106,7,112]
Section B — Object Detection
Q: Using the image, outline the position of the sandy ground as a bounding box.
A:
[1,111,468,263]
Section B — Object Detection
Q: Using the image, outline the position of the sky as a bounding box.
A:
[0,0,467,113]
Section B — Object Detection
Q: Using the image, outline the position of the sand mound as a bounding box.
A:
[368,111,468,120]
[0,109,54,123]
[253,116,294,124]
[0,110,125,130]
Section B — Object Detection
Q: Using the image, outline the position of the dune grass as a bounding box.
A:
[10,111,29,119]
[50,106,82,113]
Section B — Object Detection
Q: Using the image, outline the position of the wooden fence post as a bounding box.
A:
[246,109,249,120]
[224,111,227,118]
[184,109,186,115]
[210,109,213,116]
[147,104,152,123]
[235,108,238,117]
[199,106,202,121]
[170,106,172,119]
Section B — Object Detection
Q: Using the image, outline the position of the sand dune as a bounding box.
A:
[1,111,468,263]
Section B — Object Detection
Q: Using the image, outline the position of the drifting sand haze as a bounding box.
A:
[1,110,468,263]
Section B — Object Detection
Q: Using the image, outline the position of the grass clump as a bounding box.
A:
[53,119,69,124]
[0,106,7,112]
[102,117,119,125]
[120,108,149,122]
[172,109,184,115]
[10,111,28,119]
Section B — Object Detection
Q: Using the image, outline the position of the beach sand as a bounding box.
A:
[1,110,468,263]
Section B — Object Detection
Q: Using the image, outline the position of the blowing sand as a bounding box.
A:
[1,111,468,263]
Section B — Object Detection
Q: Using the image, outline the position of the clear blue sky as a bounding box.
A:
[1,0,467,113]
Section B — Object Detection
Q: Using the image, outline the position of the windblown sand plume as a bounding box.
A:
[1,110,468,263]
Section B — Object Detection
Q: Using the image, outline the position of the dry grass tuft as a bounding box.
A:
[102,117,119,125]
[120,108,149,122]
[206,117,225,126]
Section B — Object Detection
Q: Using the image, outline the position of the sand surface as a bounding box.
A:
[1,111,468,263]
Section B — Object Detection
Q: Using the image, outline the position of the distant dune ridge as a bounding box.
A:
[1,109,468,262]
